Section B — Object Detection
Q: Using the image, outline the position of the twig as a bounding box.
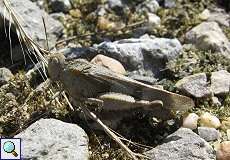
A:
[55,20,146,45]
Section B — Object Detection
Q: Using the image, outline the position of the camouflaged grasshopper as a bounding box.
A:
[48,53,195,128]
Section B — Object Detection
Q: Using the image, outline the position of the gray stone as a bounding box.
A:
[60,47,95,59]
[0,0,64,50]
[164,0,176,8]
[108,0,123,10]
[145,128,216,160]
[211,96,221,106]
[147,13,161,27]
[176,73,212,98]
[208,8,230,27]
[198,8,230,26]
[185,22,230,58]
[211,70,230,95]
[95,37,182,76]
[95,6,107,16]
[199,9,211,20]
[11,45,26,62]
[136,0,160,13]
[140,34,156,39]
[0,68,14,85]
[198,127,220,142]
[50,0,72,13]
[31,0,45,9]
[15,118,89,160]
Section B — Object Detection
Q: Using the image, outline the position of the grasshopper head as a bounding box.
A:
[48,53,65,81]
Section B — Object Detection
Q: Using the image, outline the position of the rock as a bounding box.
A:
[145,128,215,160]
[198,127,220,142]
[136,0,160,13]
[216,141,230,160]
[0,0,63,49]
[175,73,211,98]
[97,16,117,31]
[182,113,199,130]
[0,68,14,86]
[208,8,230,27]
[164,0,176,8]
[185,22,230,58]
[211,70,230,95]
[60,47,94,59]
[15,118,89,160]
[147,13,161,27]
[95,5,107,17]
[140,34,156,39]
[211,96,222,106]
[90,54,126,74]
[108,0,123,10]
[50,0,72,13]
[69,9,82,18]
[200,112,221,129]
[10,45,27,62]
[199,9,211,20]
[95,38,182,77]
[31,0,45,9]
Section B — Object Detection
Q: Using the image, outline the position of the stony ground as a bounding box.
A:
[0,0,230,159]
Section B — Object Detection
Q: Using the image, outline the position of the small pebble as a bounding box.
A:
[91,54,126,74]
[198,127,220,142]
[0,68,14,85]
[102,153,109,159]
[69,9,82,18]
[200,112,221,129]
[211,96,221,106]
[216,141,230,160]
[183,113,199,130]
[199,9,210,20]
[97,17,116,31]
[167,119,175,126]
[147,13,161,27]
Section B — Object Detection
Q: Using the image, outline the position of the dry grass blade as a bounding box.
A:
[3,0,49,65]
[3,0,151,159]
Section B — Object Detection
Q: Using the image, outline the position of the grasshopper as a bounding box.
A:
[48,53,194,128]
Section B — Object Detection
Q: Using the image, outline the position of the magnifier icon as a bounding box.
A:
[3,141,18,157]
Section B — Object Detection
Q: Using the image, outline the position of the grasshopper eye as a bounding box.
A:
[49,57,59,65]
[53,58,59,65]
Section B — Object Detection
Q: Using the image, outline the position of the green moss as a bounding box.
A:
[61,0,147,46]
[153,0,216,40]
[60,0,219,47]
[223,26,230,40]
[191,93,230,120]
[0,72,69,136]
[167,49,230,80]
